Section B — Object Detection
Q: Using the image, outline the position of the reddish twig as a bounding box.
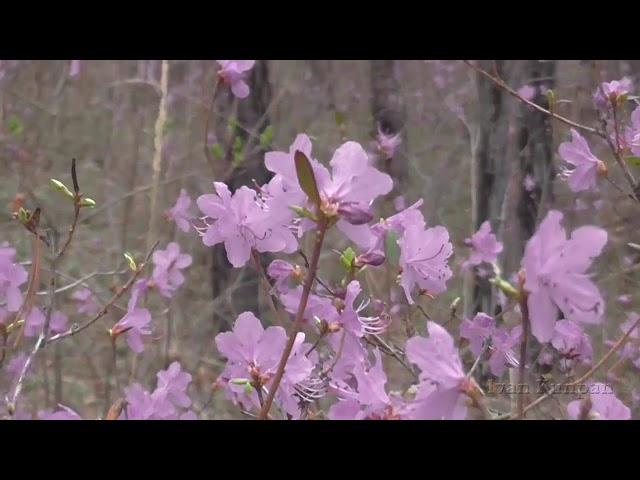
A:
[258,218,329,420]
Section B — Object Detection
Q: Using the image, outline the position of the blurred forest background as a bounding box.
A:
[1,60,640,419]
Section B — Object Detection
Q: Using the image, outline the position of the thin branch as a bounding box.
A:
[462,60,601,136]
[258,219,329,419]
[46,241,159,344]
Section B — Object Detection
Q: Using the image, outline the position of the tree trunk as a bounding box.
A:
[503,61,557,277]
[210,60,273,327]
[370,60,408,193]
[470,60,513,315]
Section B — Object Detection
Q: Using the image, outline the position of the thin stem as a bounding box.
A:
[257,218,328,420]
[516,291,530,419]
[251,249,286,325]
[515,313,640,419]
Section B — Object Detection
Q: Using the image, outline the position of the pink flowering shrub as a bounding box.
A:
[3,60,640,422]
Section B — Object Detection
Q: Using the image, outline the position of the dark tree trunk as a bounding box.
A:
[211,60,273,327]
[370,60,408,193]
[503,61,557,277]
[470,61,557,315]
[471,60,513,315]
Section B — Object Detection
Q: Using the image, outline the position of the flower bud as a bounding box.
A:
[337,202,373,225]
[596,160,608,178]
[50,179,74,199]
[78,197,96,208]
[229,378,251,386]
[123,252,137,272]
[355,250,385,267]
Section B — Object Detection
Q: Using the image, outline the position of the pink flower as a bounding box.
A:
[397,224,453,304]
[328,349,408,420]
[338,281,389,337]
[464,220,503,267]
[217,60,255,99]
[487,326,522,377]
[523,174,536,192]
[39,404,82,420]
[406,322,468,420]
[593,78,632,110]
[522,210,607,342]
[393,195,406,212]
[214,312,314,416]
[152,242,192,298]
[460,312,520,377]
[24,308,68,337]
[155,361,192,409]
[460,312,495,355]
[70,287,99,315]
[69,60,81,78]
[165,189,192,233]
[266,259,297,293]
[265,134,393,232]
[617,294,632,305]
[111,307,152,353]
[372,124,402,160]
[517,84,537,101]
[558,129,606,192]
[624,106,640,156]
[338,199,425,253]
[550,319,593,365]
[0,248,28,312]
[615,313,640,369]
[196,182,297,268]
[279,286,338,325]
[567,383,631,420]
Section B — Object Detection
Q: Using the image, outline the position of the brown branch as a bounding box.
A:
[462,60,601,136]
[258,218,329,419]
[46,241,159,344]
[516,290,530,419]
[511,313,640,419]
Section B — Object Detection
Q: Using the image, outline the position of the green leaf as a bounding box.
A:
[259,125,274,149]
[334,110,346,126]
[227,117,239,132]
[384,230,400,267]
[340,247,356,271]
[7,116,23,136]
[626,156,640,167]
[232,137,244,168]
[294,150,321,207]
[210,143,224,159]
